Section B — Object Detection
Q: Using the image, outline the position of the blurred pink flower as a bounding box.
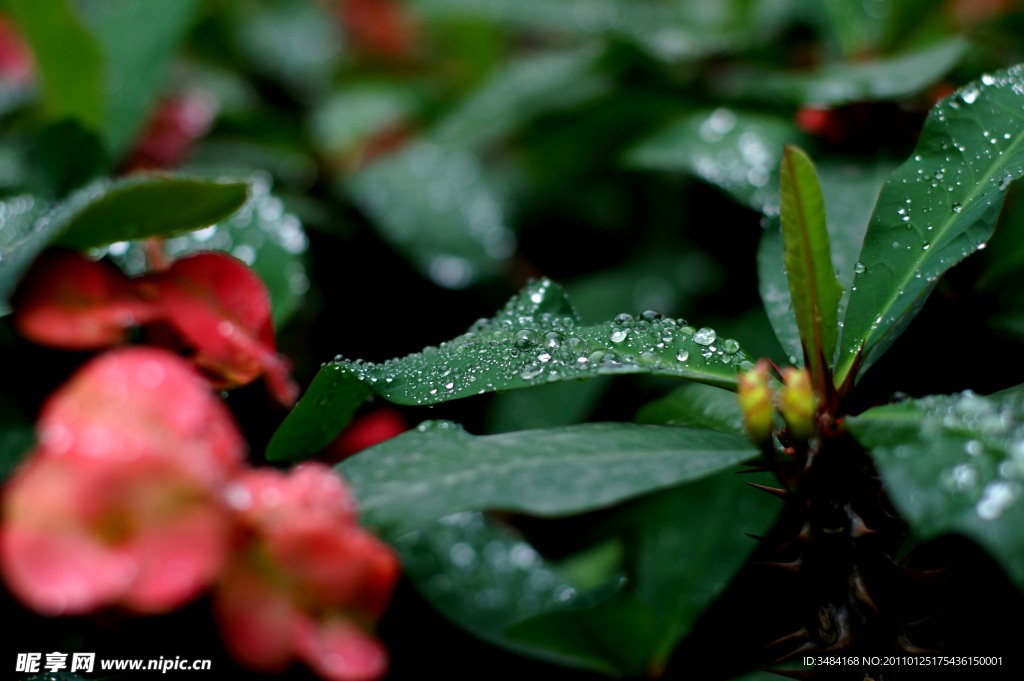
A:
[215,464,399,681]
[0,348,245,615]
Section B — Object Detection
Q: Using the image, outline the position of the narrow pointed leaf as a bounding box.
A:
[836,65,1024,386]
[779,145,842,384]
[338,421,757,538]
[847,386,1024,591]
[272,278,752,461]
[758,161,896,368]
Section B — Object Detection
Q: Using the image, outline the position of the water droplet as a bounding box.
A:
[676,350,689,362]
[610,329,629,343]
[543,331,565,349]
[1000,175,1013,191]
[892,242,900,249]
[952,202,962,213]
[614,313,633,324]
[694,328,716,345]
[722,339,740,354]
[640,310,662,322]
[854,262,866,274]
[961,85,979,104]
[514,329,541,349]
[922,241,930,250]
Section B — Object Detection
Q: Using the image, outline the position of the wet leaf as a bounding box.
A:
[6,0,105,130]
[338,421,756,538]
[847,386,1024,591]
[486,376,611,434]
[778,145,841,384]
[716,38,968,107]
[274,279,751,460]
[836,66,1024,386]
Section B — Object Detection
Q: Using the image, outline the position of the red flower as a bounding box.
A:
[151,252,298,406]
[123,91,218,173]
[0,15,33,85]
[0,348,245,615]
[215,464,399,681]
[13,250,298,406]
[13,250,161,350]
[336,0,416,60]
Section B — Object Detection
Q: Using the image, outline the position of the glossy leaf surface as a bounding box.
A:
[266,368,373,462]
[716,38,968,107]
[847,386,1024,590]
[836,65,1024,386]
[7,0,105,130]
[272,279,751,461]
[338,421,756,538]
[505,471,781,674]
[779,145,841,382]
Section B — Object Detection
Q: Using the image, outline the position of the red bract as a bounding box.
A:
[152,253,299,406]
[336,0,416,60]
[323,408,407,463]
[13,250,161,350]
[0,15,33,84]
[123,91,218,172]
[0,348,245,615]
[12,249,298,406]
[216,464,399,681]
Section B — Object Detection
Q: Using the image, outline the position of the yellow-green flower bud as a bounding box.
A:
[737,359,774,443]
[778,367,817,440]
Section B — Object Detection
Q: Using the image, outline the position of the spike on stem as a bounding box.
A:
[747,483,788,499]
[765,627,808,649]
[753,559,803,573]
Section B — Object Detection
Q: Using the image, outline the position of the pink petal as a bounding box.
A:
[293,615,389,681]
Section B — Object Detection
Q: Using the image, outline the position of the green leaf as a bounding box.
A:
[55,176,250,250]
[486,376,611,434]
[393,511,619,673]
[275,279,751,460]
[626,109,804,213]
[635,382,745,436]
[7,0,105,130]
[76,0,203,156]
[108,176,309,327]
[0,194,70,315]
[758,161,896,368]
[715,38,968,107]
[779,145,842,383]
[847,387,1024,591]
[37,119,109,196]
[505,471,781,674]
[836,65,1024,386]
[338,421,757,538]
[266,366,373,462]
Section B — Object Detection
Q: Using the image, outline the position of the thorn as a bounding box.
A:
[847,506,877,538]
[896,634,939,655]
[851,570,879,613]
[884,558,953,584]
[747,483,788,499]
[757,669,812,680]
[745,533,765,542]
[753,559,802,573]
[765,358,783,376]
[765,627,808,649]
[737,466,769,474]
[772,642,815,665]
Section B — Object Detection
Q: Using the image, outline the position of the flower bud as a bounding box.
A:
[737,360,774,443]
[778,367,818,440]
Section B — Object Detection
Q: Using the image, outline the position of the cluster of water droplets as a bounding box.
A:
[893,390,1024,522]
[395,511,587,632]
[325,278,751,405]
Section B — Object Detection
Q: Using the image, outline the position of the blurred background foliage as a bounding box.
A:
[4,0,1024,679]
